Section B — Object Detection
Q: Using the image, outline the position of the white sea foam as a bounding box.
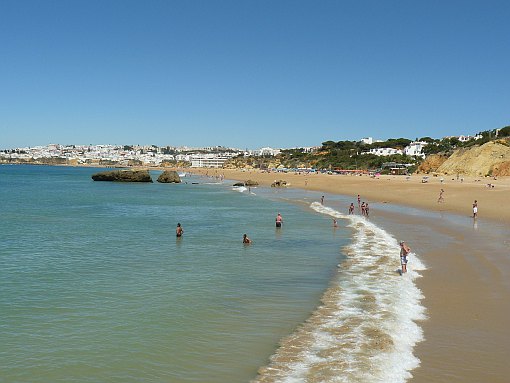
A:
[233,186,248,193]
[254,202,427,383]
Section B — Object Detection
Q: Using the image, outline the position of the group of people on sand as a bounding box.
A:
[176,212,284,245]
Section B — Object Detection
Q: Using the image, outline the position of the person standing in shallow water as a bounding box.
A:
[176,223,184,237]
[349,203,355,215]
[275,212,283,228]
[399,241,411,273]
[473,200,478,218]
[243,234,251,244]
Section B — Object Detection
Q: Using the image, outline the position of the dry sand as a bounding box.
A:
[190,168,510,382]
[192,168,510,224]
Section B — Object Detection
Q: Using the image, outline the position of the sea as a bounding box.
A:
[0,165,426,383]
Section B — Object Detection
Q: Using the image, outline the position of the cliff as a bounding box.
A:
[435,140,510,177]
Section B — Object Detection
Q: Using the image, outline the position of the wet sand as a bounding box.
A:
[191,169,510,224]
[190,168,510,382]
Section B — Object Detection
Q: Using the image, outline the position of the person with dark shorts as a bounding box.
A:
[243,234,251,244]
[399,241,411,273]
[275,212,283,228]
[176,223,183,237]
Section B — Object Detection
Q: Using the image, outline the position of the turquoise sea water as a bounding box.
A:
[2,165,437,383]
[1,165,351,383]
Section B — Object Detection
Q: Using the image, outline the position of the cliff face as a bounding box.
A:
[416,154,449,174]
[434,141,510,177]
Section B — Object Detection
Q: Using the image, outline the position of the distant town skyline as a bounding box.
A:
[1,1,509,149]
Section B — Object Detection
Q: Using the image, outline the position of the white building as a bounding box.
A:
[404,141,428,158]
[175,154,191,162]
[190,154,230,168]
[458,135,477,142]
[361,137,383,145]
[257,147,281,156]
[364,147,403,156]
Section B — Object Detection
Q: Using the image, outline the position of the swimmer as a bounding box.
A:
[243,234,252,244]
[275,212,283,228]
[176,223,184,237]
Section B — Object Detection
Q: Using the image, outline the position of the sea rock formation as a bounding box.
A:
[157,170,181,183]
[91,170,153,182]
[244,179,259,186]
[271,180,288,187]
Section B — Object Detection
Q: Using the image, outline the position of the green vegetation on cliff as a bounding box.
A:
[225,125,510,173]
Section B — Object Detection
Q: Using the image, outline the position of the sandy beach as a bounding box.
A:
[191,168,510,224]
[191,168,510,382]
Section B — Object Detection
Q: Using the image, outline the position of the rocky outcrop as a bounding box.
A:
[91,170,153,182]
[271,180,288,187]
[416,154,449,174]
[157,170,181,183]
[244,179,259,186]
[435,141,510,177]
[491,160,510,176]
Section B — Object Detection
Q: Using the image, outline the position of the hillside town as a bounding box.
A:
[0,131,501,170]
[0,144,282,168]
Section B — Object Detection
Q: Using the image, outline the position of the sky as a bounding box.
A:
[1,0,509,149]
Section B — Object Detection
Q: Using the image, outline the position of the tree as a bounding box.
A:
[498,126,510,137]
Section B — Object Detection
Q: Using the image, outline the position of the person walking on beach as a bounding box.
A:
[473,200,478,218]
[437,188,445,203]
[400,241,411,273]
[176,223,184,237]
[349,203,355,215]
[275,212,283,228]
[243,234,252,244]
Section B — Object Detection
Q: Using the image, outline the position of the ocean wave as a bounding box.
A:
[233,186,248,193]
[253,202,426,383]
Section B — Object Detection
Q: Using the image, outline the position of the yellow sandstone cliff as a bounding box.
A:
[432,140,510,176]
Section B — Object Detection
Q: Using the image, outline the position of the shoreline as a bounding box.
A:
[191,167,510,382]
[190,168,510,224]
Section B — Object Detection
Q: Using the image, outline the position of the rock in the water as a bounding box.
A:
[244,179,259,186]
[91,170,153,182]
[233,182,245,187]
[271,180,287,187]
[157,170,182,183]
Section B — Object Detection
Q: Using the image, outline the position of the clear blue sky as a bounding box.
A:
[1,0,508,149]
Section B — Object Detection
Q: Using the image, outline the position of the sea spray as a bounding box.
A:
[254,202,427,383]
